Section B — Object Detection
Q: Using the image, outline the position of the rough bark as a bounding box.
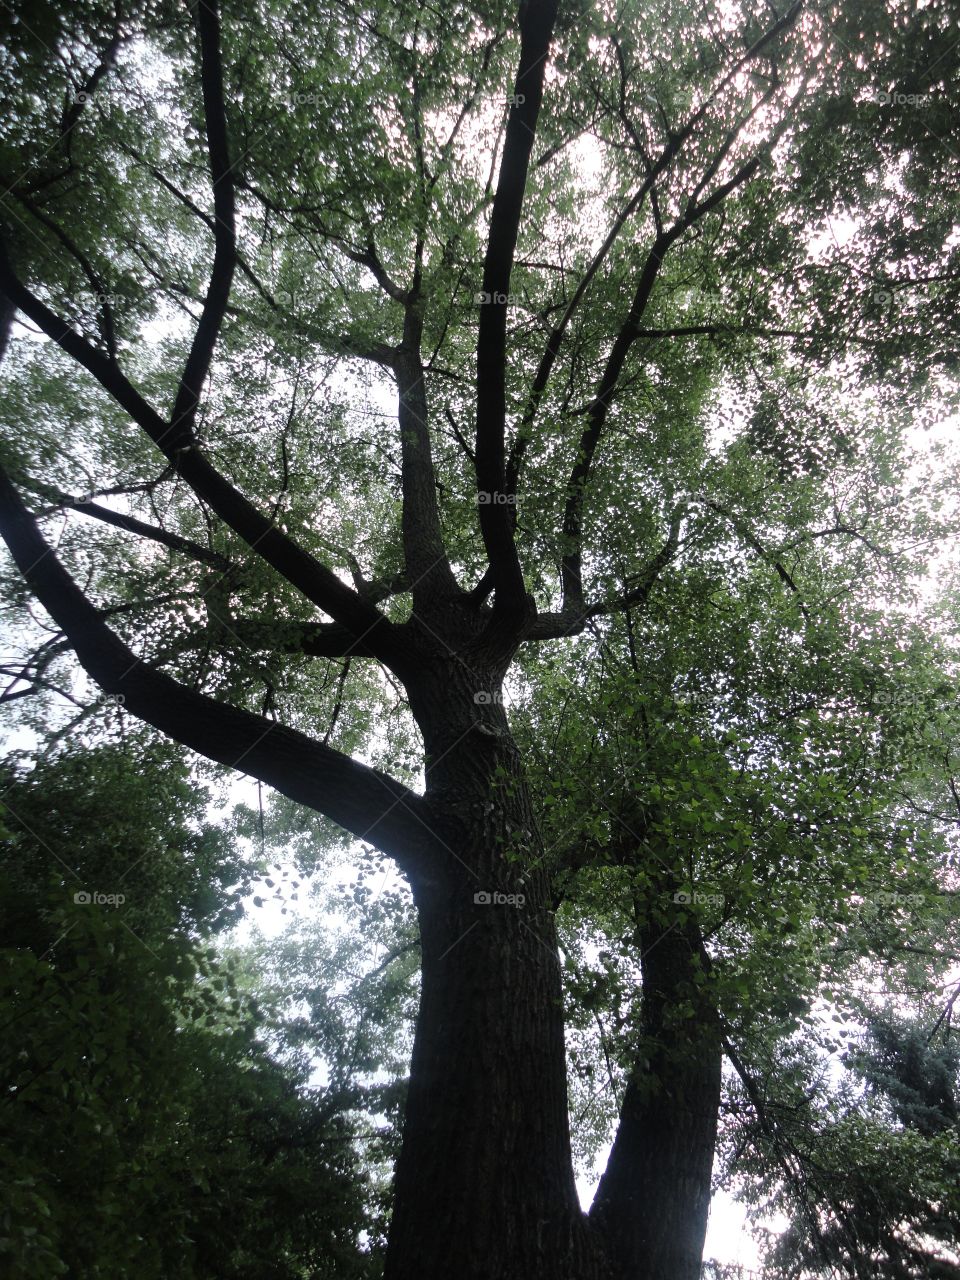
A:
[386,657,609,1279]
[590,896,722,1280]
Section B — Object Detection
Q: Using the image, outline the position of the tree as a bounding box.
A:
[0,742,381,1279]
[1,0,959,1275]
[724,1005,960,1279]
[236,851,421,1249]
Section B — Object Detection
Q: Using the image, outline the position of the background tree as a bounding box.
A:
[0,741,382,1279]
[724,1003,960,1280]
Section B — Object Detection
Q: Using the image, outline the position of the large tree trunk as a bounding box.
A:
[590,901,722,1280]
[386,867,607,1278]
[385,658,609,1279]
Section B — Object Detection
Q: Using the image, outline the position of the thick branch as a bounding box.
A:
[117,147,393,364]
[475,0,559,624]
[557,150,773,616]
[345,239,408,303]
[527,503,685,640]
[0,466,436,873]
[591,871,721,1277]
[634,324,807,340]
[170,0,236,435]
[506,179,653,495]
[220,618,381,660]
[59,28,122,165]
[45,492,231,570]
[394,310,458,599]
[5,186,119,358]
[0,257,405,665]
[558,229,680,615]
[507,0,804,493]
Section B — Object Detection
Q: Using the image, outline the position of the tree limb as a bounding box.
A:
[555,139,790,620]
[506,0,805,494]
[219,617,383,660]
[475,0,559,628]
[394,308,459,599]
[41,490,231,570]
[4,184,119,358]
[0,464,435,873]
[526,503,686,640]
[170,0,237,437]
[0,253,405,665]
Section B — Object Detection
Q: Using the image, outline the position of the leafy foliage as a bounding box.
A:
[0,745,380,1279]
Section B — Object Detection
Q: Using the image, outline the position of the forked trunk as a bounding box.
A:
[385,660,719,1278]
